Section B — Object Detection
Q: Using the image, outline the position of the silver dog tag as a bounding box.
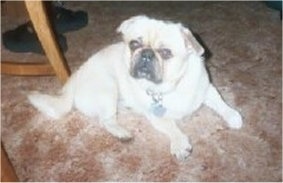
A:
[151,104,167,117]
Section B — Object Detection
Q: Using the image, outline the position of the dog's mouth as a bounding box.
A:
[130,49,162,84]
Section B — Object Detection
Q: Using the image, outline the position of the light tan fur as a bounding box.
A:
[28,15,243,160]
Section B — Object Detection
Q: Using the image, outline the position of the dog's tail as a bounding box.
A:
[28,80,74,119]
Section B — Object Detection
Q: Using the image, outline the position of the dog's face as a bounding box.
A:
[117,15,204,88]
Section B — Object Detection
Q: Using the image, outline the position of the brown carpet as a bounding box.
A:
[1,1,282,181]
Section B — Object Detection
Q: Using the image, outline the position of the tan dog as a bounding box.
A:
[28,15,243,160]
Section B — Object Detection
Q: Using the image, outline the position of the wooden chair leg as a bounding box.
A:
[24,0,70,84]
[1,143,19,182]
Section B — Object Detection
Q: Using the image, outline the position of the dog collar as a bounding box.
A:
[146,89,167,117]
[144,60,190,117]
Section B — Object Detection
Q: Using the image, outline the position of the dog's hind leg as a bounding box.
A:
[74,78,133,141]
[97,96,133,141]
[203,84,243,129]
[101,115,133,141]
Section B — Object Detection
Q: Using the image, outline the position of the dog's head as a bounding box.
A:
[117,15,204,88]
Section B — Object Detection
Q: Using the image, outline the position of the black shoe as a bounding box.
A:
[51,6,88,34]
[2,22,68,54]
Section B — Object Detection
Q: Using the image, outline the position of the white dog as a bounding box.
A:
[28,15,243,160]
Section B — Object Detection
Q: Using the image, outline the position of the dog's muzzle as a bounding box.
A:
[131,49,162,84]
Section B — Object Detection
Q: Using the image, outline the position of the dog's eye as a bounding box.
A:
[129,40,142,51]
[157,48,173,60]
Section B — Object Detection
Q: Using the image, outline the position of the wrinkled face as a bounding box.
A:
[117,15,204,87]
[128,39,170,84]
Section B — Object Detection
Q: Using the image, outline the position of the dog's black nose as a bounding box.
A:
[141,49,155,62]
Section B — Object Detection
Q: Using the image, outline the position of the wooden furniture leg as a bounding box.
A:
[1,143,19,182]
[24,0,70,84]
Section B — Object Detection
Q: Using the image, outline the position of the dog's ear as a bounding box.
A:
[117,15,149,35]
[179,24,204,56]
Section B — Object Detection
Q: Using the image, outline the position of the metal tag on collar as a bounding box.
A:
[147,89,167,117]
[151,103,167,117]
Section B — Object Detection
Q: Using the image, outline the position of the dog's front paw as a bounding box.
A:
[170,136,192,161]
[225,109,243,129]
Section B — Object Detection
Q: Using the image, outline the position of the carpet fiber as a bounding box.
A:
[1,2,282,181]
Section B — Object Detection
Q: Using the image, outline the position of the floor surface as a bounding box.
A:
[1,1,282,181]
